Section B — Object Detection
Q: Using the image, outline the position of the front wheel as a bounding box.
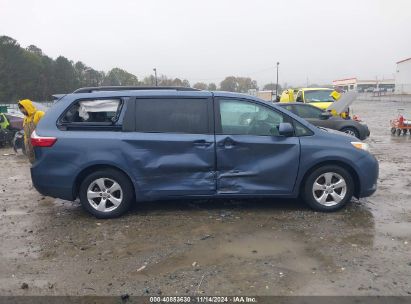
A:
[302,165,354,212]
[79,169,134,218]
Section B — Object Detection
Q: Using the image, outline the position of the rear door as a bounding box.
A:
[124,97,216,197]
[214,97,300,195]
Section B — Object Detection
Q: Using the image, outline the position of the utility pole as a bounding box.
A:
[153,68,158,86]
[275,62,280,100]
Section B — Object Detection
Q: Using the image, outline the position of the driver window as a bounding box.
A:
[219,99,285,136]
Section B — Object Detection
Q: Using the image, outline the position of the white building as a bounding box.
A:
[395,57,411,94]
[332,77,395,92]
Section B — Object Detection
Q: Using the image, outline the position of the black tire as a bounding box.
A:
[402,129,407,135]
[391,127,396,134]
[79,169,134,218]
[396,128,402,136]
[340,127,360,139]
[302,165,354,212]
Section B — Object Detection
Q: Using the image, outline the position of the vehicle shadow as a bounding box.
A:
[130,197,309,214]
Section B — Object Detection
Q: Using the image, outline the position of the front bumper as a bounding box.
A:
[356,153,379,198]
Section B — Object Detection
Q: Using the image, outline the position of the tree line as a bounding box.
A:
[0,35,279,103]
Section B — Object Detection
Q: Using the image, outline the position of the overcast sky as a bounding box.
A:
[1,0,410,87]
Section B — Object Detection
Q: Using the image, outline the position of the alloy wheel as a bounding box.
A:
[312,172,347,207]
[87,178,123,212]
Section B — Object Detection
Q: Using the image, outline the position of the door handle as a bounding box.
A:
[193,140,213,147]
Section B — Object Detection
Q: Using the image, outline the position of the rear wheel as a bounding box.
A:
[340,127,360,139]
[79,169,134,218]
[391,127,396,134]
[302,165,354,212]
[396,128,402,136]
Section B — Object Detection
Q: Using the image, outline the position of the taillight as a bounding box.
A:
[31,131,57,147]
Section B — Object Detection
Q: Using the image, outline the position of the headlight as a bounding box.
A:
[351,141,369,151]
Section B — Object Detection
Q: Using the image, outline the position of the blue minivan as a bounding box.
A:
[30,87,378,218]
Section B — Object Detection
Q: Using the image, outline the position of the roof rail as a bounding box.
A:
[72,86,200,93]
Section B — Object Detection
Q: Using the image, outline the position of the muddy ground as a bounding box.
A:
[0,96,410,296]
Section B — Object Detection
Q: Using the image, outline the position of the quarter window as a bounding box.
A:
[219,99,287,136]
[62,99,121,124]
[135,99,209,134]
[293,120,313,136]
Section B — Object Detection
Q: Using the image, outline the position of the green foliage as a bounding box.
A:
[220,76,258,93]
[207,83,217,91]
[0,36,140,102]
[103,68,138,86]
[0,35,265,102]
[263,83,282,92]
[141,74,191,87]
[193,82,208,90]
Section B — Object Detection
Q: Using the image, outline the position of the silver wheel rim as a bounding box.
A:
[344,129,356,136]
[87,178,123,212]
[312,172,347,207]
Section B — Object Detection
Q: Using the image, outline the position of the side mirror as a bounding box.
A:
[320,112,332,120]
[278,122,294,137]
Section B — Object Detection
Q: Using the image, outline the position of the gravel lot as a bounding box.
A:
[0,96,410,296]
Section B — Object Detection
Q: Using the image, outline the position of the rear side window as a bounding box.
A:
[135,99,209,134]
[296,105,323,119]
[62,99,121,124]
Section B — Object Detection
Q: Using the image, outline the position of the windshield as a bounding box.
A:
[304,90,334,102]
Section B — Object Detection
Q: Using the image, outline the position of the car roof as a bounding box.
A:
[65,89,212,99]
[64,89,263,101]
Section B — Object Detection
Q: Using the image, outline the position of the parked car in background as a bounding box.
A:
[281,88,337,110]
[0,112,24,147]
[30,86,378,218]
[278,103,370,140]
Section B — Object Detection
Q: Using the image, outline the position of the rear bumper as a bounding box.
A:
[31,163,76,201]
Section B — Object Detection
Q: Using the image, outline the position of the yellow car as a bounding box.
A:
[281,88,345,117]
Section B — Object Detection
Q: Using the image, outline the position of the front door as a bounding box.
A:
[214,98,300,195]
[124,97,216,197]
